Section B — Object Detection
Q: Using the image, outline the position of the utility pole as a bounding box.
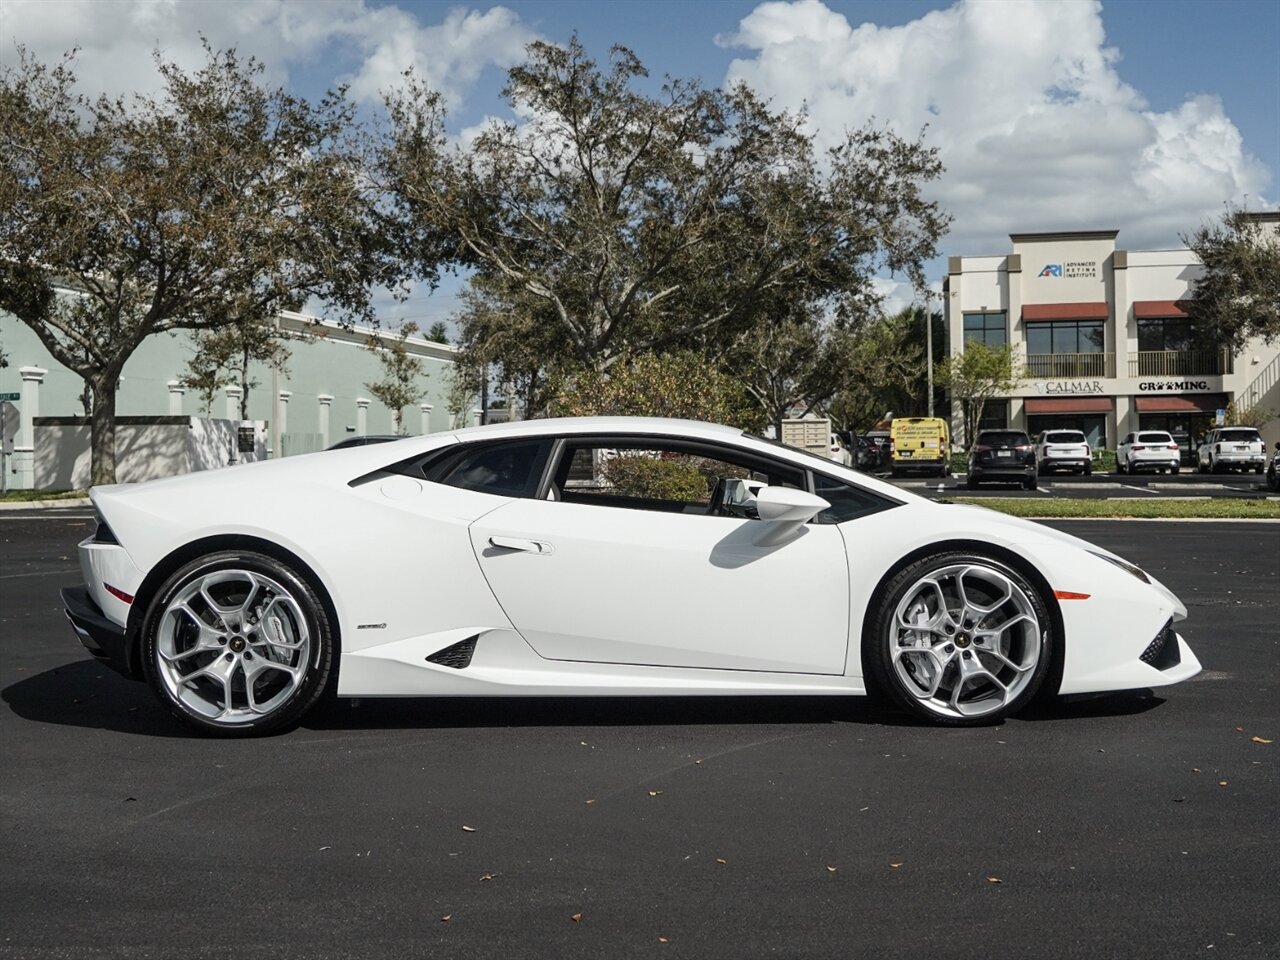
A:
[925,289,935,417]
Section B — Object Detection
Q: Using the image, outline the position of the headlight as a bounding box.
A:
[1088,550,1150,584]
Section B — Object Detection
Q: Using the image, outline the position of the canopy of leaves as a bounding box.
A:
[1183,208,1280,354]
[382,36,948,398]
[824,306,943,434]
[0,44,411,481]
[552,351,762,430]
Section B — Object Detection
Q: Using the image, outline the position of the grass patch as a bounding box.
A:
[953,497,1280,519]
[0,489,87,503]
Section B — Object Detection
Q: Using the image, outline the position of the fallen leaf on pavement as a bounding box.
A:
[715,858,726,864]
[441,914,452,923]
[1218,781,1228,787]
[585,799,595,805]
[1192,768,1201,773]
[987,876,1003,884]
[648,790,663,797]
[890,863,903,869]
[658,937,669,944]
[1235,726,1244,732]
[461,825,476,833]
[479,873,495,882]
[571,913,582,923]
[826,866,837,873]
[1251,736,1272,744]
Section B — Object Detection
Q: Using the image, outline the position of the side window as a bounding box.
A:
[811,472,898,524]
[424,440,550,499]
[553,440,803,516]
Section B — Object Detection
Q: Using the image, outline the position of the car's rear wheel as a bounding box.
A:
[867,553,1053,725]
[1024,475,1037,490]
[141,551,335,737]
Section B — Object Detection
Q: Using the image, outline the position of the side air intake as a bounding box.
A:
[1139,620,1181,670]
[426,635,480,669]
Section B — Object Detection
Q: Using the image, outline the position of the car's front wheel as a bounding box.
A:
[866,553,1053,725]
[141,551,335,737]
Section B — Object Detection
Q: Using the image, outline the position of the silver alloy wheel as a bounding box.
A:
[890,562,1042,719]
[154,569,311,725]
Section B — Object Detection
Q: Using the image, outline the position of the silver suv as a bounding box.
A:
[1036,430,1092,476]
[1197,427,1265,474]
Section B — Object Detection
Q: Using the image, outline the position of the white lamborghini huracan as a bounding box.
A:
[62,417,1201,736]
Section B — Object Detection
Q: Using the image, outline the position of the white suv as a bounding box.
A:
[1117,431,1180,474]
[1198,427,1266,474]
[1036,430,1092,476]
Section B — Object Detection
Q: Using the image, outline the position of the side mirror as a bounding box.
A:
[753,485,830,546]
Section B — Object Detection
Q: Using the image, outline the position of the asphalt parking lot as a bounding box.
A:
[888,469,1276,500]
[2,511,1277,959]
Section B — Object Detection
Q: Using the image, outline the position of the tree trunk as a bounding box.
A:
[88,375,118,487]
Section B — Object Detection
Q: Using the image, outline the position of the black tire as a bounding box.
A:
[1172,465,1180,475]
[966,476,979,490]
[1025,475,1038,490]
[1116,459,1126,475]
[865,551,1054,726]
[141,550,335,737]
[1084,464,1092,476]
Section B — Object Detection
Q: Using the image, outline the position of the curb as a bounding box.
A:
[0,497,92,511]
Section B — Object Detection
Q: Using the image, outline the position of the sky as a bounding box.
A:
[3,0,1277,326]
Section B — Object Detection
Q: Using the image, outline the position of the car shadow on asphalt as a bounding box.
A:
[3,658,1166,737]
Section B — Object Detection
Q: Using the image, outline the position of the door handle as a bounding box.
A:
[488,536,554,556]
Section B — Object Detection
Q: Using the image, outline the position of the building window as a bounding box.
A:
[1137,317,1193,352]
[978,400,1008,433]
[1026,320,1108,377]
[963,312,1007,348]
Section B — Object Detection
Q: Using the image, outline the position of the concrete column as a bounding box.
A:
[419,403,433,435]
[318,394,334,449]
[225,385,243,423]
[471,407,483,427]
[276,390,292,438]
[167,380,185,416]
[16,367,47,491]
[356,398,370,437]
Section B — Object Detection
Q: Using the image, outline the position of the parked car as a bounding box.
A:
[967,430,1037,489]
[851,435,882,472]
[1197,427,1267,474]
[1035,429,1092,476]
[889,417,950,478]
[863,431,891,470]
[326,435,402,451]
[826,433,853,467]
[1268,441,1280,492]
[1116,431,1180,474]
[61,416,1201,734]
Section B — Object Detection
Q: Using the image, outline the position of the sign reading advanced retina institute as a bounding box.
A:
[1037,261,1098,279]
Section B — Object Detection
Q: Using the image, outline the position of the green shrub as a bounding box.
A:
[601,454,709,501]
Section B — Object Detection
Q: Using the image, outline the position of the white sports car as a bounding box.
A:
[62,417,1201,736]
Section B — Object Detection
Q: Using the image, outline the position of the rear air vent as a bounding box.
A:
[426,635,479,669]
[1139,620,1181,670]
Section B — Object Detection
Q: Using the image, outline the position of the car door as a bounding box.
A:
[468,437,851,675]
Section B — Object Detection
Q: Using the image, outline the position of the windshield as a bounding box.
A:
[979,432,1030,445]
[1219,429,1261,442]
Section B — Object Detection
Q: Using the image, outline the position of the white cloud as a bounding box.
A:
[720,0,1272,258]
[0,0,537,110]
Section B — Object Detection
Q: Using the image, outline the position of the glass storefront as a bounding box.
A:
[1027,414,1107,450]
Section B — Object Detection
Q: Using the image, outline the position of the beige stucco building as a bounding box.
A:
[943,214,1280,452]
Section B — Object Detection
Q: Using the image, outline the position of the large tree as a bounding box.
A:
[382,37,948,390]
[1182,206,1280,354]
[0,45,411,483]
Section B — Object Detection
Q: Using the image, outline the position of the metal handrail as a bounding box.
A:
[1127,350,1231,377]
[1025,353,1115,379]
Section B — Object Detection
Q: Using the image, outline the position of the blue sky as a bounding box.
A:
[4,0,1277,325]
